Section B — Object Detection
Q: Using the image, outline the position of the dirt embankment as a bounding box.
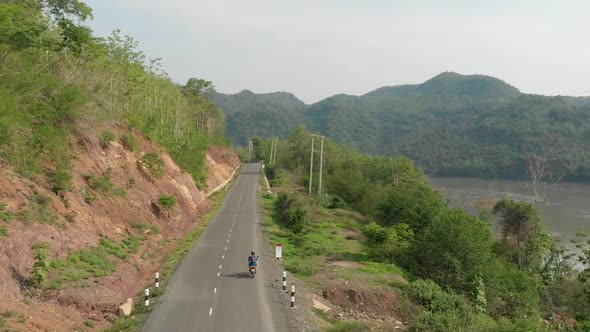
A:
[0,123,240,331]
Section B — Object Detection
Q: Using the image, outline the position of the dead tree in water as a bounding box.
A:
[527,156,546,202]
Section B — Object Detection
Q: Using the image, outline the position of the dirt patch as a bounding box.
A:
[322,284,404,328]
[327,260,363,269]
[0,123,239,331]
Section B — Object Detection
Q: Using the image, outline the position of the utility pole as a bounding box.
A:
[269,139,274,165]
[308,136,315,195]
[272,138,278,165]
[248,138,252,163]
[318,136,324,196]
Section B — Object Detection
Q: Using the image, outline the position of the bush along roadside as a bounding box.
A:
[104,178,236,332]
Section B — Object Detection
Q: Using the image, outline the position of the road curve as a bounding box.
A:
[143,163,288,332]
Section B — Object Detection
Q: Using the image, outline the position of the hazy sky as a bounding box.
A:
[85,0,590,103]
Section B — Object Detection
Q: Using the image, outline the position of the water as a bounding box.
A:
[429,177,590,245]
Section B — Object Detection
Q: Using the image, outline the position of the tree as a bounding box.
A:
[411,208,494,292]
[376,184,445,231]
[493,199,541,269]
[572,231,590,283]
[42,0,93,54]
[287,126,309,168]
[527,155,546,202]
[183,78,215,99]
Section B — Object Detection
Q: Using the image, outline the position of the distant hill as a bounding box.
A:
[213,90,306,145]
[214,72,590,181]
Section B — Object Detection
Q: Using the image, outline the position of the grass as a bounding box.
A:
[17,193,62,227]
[140,153,164,178]
[83,186,97,204]
[158,194,176,210]
[84,169,127,197]
[122,134,138,152]
[260,194,365,278]
[0,203,12,222]
[49,235,144,289]
[0,226,7,237]
[326,321,370,332]
[103,175,236,332]
[100,131,116,148]
[131,222,160,234]
[84,320,96,328]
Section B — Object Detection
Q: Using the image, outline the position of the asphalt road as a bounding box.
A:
[143,163,289,332]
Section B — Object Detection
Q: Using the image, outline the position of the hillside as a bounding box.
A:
[213,90,307,145]
[0,1,240,330]
[216,72,590,180]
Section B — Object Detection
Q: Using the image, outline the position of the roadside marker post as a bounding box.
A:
[144,288,150,306]
[275,243,282,260]
[282,271,287,292]
[291,285,295,308]
[155,272,160,288]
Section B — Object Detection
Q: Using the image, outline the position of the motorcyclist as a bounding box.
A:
[248,251,259,269]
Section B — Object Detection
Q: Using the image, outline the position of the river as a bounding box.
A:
[429,177,590,246]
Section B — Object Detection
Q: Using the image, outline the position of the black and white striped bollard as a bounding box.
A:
[282,271,287,292]
[144,288,150,306]
[155,272,160,288]
[290,285,295,308]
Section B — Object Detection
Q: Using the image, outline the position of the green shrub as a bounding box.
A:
[328,194,348,209]
[49,168,73,195]
[275,193,309,233]
[31,242,50,287]
[83,320,95,328]
[289,208,307,234]
[406,279,503,332]
[83,187,96,203]
[159,194,176,210]
[18,194,60,226]
[0,203,12,222]
[99,131,115,148]
[362,222,388,245]
[0,226,7,237]
[122,134,138,151]
[140,152,165,178]
[84,169,126,196]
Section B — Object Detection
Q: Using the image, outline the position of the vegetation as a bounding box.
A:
[31,242,51,287]
[130,222,160,234]
[83,169,126,196]
[218,72,590,181]
[158,194,176,210]
[0,203,12,222]
[99,131,116,148]
[258,127,589,331]
[0,0,226,193]
[122,134,138,151]
[18,194,60,226]
[140,152,165,178]
[83,320,95,328]
[48,235,144,289]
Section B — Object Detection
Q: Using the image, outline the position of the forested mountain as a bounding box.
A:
[213,90,306,145]
[216,72,590,180]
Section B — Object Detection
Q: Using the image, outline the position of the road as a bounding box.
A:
[143,163,289,332]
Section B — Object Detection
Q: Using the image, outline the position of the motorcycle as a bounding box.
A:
[249,265,257,278]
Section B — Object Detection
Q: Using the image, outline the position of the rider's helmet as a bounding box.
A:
[251,251,255,255]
